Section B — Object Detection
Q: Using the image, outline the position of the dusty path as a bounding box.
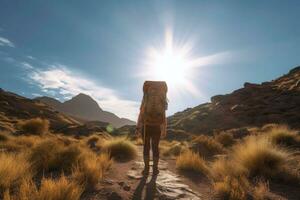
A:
[92,146,213,200]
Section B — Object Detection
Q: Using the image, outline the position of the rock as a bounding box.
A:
[244,82,260,88]
[211,94,225,103]
[123,185,131,191]
[107,191,122,200]
[288,66,300,74]
[118,181,125,186]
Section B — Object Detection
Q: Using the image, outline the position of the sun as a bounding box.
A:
[140,28,229,97]
[144,29,192,87]
[149,45,189,86]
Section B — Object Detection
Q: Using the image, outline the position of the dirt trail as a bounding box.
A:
[94,146,212,200]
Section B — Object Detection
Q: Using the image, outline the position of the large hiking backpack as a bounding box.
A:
[142,81,168,125]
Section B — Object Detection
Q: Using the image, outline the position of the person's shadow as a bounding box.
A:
[132,174,158,200]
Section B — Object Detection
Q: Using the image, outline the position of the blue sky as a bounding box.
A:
[0,0,299,120]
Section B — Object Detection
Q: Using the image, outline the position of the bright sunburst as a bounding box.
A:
[140,28,231,97]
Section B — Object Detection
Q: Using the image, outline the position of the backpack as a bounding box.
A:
[142,81,168,125]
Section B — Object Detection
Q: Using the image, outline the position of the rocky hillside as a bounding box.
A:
[168,66,300,135]
[35,93,136,128]
[0,89,109,135]
[0,89,80,132]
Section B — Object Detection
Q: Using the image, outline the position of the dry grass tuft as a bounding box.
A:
[266,125,300,148]
[252,181,270,200]
[161,141,188,157]
[102,137,137,162]
[0,132,9,141]
[37,175,83,200]
[232,137,292,179]
[215,131,235,147]
[176,150,209,175]
[29,140,81,173]
[19,118,49,135]
[191,135,225,159]
[213,176,250,200]
[0,153,31,194]
[73,151,112,189]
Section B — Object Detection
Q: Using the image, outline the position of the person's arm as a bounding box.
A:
[135,100,144,136]
[161,117,167,138]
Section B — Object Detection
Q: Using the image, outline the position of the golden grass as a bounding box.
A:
[176,150,209,175]
[0,153,31,193]
[266,125,300,148]
[232,137,291,179]
[37,175,83,200]
[73,152,112,189]
[102,137,137,162]
[161,141,188,157]
[191,135,225,159]
[252,181,270,200]
[29,140,82,173]
[19,118,49,135]
[0,132,9,141]
[215,131,235,147]
[213,176,250,200]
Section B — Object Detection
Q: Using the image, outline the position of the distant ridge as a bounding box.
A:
[168,66,300,135]
[35,93,136,128]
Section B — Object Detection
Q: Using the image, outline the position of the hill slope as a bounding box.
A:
[0,88,81,132]
[168,66,300,135]
[36,93,136,128]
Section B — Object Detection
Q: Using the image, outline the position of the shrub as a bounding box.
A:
[19,118,49,135]
[215,131,235,147]
[0,132,9,141]
[162,142,187,157]
[73,152,112,189]
[29,140,81,173]
[4,175,83,200]
[29,139,63,173]
[252,181,270,200]
[176,150,209,175]
[102,137,137,162]
[37,175,83,200]
[232,137,291,179]
[0,153,31,194]
[266,125,300,148]
[213,176,250,200]
[191,135,225,159]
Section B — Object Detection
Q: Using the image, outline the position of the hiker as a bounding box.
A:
[135,81,168,175]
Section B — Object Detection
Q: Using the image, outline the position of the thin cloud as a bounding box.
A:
[21,62,34,70]
[26,55,36,60]
[28,65,139,120]
[0,36,15,47]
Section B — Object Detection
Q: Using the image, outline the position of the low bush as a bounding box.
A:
[232,137,292,179]
[215,131,235,147]
[19,118,49,135]
[266,125,300,148]
[176,150,209,175]
[252,181,270,200]
[29,140,81,173]
[0,132,9,141]
[102,137,137,162]
[191,135,225,159]
[73,152,112,189]
[161,142,187,157]
[0,153,31,195]
[213,176,250,200]
[37,175,83,200]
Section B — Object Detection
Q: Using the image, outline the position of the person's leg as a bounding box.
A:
[151,125,161,175]
[143,126,151,175]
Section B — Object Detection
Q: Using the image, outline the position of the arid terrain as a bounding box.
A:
[0,66,299,200]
